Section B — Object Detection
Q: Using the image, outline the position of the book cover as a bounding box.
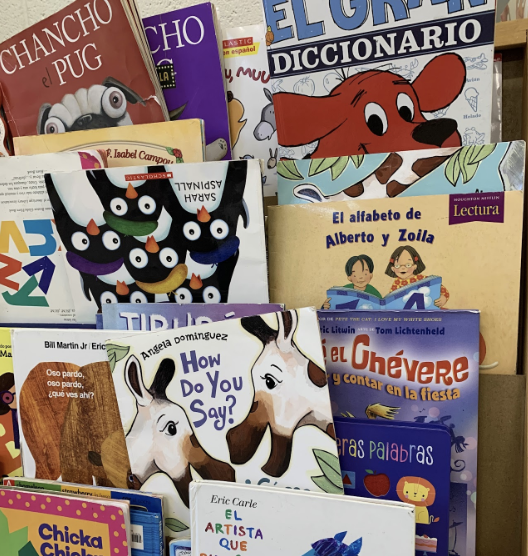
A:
[277,141,525,205]
[334,417,451,555]
[267,191,522,374]
[0,151,106,324]
[262,0,496,159]
[0,329,21,478]
[169,539,191,556]
[0,486,131,556]
[223,24,279,196]
[11,328,138,489]
[107,308,341,539]
[190,480,415,555]
[319,309,479,556]
[45,160,268,324]
[101,303,284,331]
[0,0,166,138]
[14,120,206,167]
[144,3,231,162]
[3,477,163,556]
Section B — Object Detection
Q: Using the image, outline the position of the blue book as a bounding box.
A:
[334,417,451,555]
[319,309,479,556]
[327,276,441,310]
[169,539,191,556]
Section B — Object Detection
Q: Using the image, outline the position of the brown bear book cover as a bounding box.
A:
[0,0,167,138]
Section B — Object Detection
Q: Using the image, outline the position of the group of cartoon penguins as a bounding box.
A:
[45,162,248,311]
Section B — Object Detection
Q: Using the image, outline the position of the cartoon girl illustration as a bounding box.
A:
[385,245,449,308]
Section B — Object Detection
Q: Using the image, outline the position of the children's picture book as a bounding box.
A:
[334,417,451,555]
[277,141,525,205]
[0,151,105,324]
[11,328,138,488]
[45,160,268,324]
[267,191,522,374]
[262,0,496,159]
[190,480,415,555]
[319,310,479,556]
[0,329,21,478]
[144,3,231,162]
[3,477,163,556]
[223,24,279,196]
[14,120,206,167]
[0,486,131,556]
[0,0,167,138]
[107,308,341,540]
[100,303,283,331]
[327,276,442,310]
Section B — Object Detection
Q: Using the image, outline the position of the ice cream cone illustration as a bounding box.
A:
[464,87,479,112]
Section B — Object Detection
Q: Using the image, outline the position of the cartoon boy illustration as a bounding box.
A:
[323,254,381,309]
[385,245,449,308]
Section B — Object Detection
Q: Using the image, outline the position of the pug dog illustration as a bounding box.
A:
[37,77,145,135]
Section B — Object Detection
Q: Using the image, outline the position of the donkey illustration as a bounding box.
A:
[226,310,335,478]
[254,88,276,141]
[124,355,235,507]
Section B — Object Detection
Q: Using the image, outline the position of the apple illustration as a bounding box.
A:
[363,470,390,497]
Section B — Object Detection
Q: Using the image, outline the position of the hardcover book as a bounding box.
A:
[267,191,522,374]
[106,308,341,540]
[0,486,131,556]
[0,151,105,324]
[0,329,21,478]
[11,328,137,489]
[14,120,206,167]
[3,477,163,556]
[277,141,525,205]
[223,24,279,195]
[319,310,479,556]
[101,303,283,331]
[144,3,231,162]
[262,0,496,159]
[190,480,415,556]
[45,160,268,324]
[334,417,451,555]
[0,0,167,138]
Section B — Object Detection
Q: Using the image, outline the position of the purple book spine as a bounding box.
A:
[143,2,232,161]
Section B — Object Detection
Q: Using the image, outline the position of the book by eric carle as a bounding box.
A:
[0,487,131,556]
[319,309,479,556]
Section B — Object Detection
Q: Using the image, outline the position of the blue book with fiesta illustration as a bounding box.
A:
[334,417,451,555]
[277,141,525,205]
[319,309,479,556]
[327,276,441,311]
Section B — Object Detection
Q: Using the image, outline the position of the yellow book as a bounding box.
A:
[0,329,21,477]
[14,120,205,167]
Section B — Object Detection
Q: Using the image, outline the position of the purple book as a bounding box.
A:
[144,2,231,162]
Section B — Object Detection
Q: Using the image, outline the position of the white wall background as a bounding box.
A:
[0,0,264,43]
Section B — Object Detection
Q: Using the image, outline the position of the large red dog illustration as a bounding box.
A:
[274,53,466,158]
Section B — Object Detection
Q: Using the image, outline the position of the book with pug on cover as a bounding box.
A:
[0,0,167,139]
[267,191,523,375]
[45,160,267,323]
[14,120,206,167]
[105,307,341,540]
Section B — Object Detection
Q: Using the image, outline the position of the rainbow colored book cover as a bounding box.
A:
[0,487,130,556]
[319,309,479,556]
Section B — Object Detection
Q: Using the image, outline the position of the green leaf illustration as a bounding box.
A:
[308,157,340,177]
[165,518,189,532]
[350,154,364,168]
[312,475,344,494]
[468,143,496,164]
[277,160,304,180]
[312,449,343,492]
[365,469,374,474]
[106,344,130,373]
[166,147,174,156]
[19,542,39,556]
[445,150,461,186]
[330,157,349,180]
